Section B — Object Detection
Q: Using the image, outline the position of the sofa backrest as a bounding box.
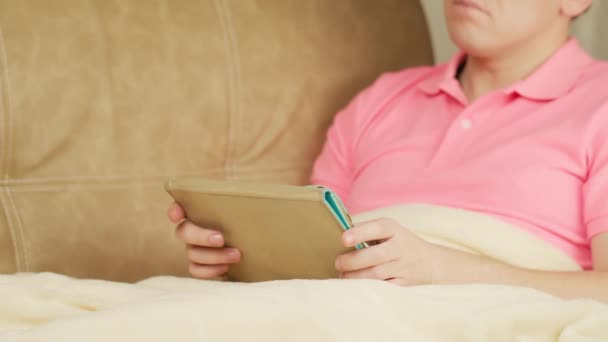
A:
[0,0,433,281]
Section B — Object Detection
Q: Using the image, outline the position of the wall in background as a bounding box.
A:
[419,0,456,64]
[420,0,608,64]
[572,1,608,60]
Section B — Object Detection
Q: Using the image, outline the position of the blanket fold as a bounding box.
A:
[354,204,582,272]
[1,204,606,342]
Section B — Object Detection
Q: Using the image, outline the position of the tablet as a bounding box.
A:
[165,178,364,282]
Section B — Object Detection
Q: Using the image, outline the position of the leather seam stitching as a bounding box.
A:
[222,1,242,180]
[4,187,28,270]
[9,183,164,192]
[3,170,227,183]
[0,23,22,273]
[0,22,11,181]
[0,166,306,185]
[0,187,23,271]
[214,0,238,180]
[4,171,305,192]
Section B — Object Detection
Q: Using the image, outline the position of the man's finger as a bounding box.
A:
[168,201,185,223]
[340,260,401,281]
[175,221,224,247]
[335,241,397,272]
[186,245,241,265]
[342,219,397,247]
[189,263,230,279]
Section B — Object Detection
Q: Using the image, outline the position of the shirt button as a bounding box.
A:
[460,118,473,130]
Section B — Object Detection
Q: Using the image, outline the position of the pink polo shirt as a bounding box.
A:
[311,39,608,269]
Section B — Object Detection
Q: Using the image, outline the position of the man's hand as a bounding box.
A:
[335,218,438,286]
[168,202,241,279]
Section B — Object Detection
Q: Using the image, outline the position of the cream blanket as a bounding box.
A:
[1,204,607,341]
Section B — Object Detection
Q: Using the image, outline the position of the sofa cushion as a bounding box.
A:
[0,0,433,281]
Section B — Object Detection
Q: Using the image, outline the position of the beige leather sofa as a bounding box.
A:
[0,0,433,282]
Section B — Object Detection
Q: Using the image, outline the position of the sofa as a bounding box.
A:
[3,2,608,341]
[0,0,432,282]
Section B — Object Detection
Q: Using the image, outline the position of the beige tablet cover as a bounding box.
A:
[165,178,354,282]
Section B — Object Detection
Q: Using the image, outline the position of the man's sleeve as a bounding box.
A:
[584,110,608,239]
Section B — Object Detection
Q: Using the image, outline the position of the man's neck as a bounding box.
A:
[459,27,570,102]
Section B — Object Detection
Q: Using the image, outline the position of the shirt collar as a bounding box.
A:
[418,52,466,99]
[418,38,594,102]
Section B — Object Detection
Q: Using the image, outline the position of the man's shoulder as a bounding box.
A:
[575,60,608,113]
[355,64,441,109]
[370,65,441,93]
[338,65,442,136]
[580,59,608,89]
[572,60,608,131]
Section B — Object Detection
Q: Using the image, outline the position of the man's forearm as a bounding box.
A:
[433,246,608,303]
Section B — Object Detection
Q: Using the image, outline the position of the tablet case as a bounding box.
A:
[165,178,362,282]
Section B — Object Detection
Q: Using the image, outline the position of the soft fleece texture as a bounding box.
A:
[1,204,607,342]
